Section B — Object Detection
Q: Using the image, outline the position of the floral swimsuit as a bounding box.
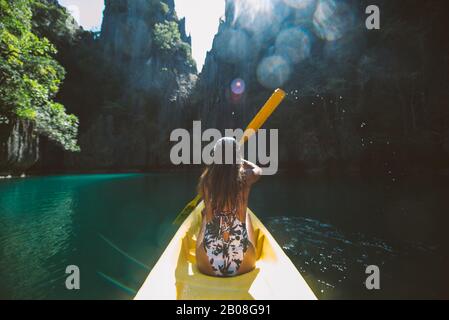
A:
[202,210,250,277]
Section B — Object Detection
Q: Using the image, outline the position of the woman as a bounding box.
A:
[196,137,262,277]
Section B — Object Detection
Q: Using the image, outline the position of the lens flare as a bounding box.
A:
[313,0,354,41]
[282,0,316,10]
[257,55,291,89]
[232,0,273,24]
[215,29,251,63]
[231,0,288,35]
[231,78,246,95]
[275,27,311,64]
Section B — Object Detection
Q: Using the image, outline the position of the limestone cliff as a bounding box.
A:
[58,0,198,171]
[193,0,449,175]
[28,0,449,175]
[0,120,39,176]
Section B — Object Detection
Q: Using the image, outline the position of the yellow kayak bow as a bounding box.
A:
[135,203,317,300]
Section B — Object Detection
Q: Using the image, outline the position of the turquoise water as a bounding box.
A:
[0,173,448,299]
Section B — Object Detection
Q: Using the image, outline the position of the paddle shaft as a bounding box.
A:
[240,89,286,145]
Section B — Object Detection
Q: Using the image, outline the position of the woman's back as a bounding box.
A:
[196,160,261,277]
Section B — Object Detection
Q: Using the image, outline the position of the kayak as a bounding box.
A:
[135,203,317,300]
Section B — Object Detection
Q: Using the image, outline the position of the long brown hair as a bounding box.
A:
[198,138,244,213]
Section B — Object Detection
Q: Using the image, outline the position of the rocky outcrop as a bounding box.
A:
[0,119,39,175]
[191,0,362,173]
[192,0,449,175]
[33,0,449,175]
[53,0,198,171]
[100,0,196,98]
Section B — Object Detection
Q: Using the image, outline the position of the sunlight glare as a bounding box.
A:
[231,0,285,34]
[282,0,316,10]
[275,27,311,64]
[233,0,273,23]
[257,55,292,89]
[313,0,355,41]
[231,78,246,95]
[215,29,251,63]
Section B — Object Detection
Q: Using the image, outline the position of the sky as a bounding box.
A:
[57,0,225,71]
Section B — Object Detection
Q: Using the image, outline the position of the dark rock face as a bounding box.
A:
[99,0,196,102]
[192,0,449,175]
[0,119,39,175]
[192,0,363,173]
[33,0,449,175]
[56,0,198,171]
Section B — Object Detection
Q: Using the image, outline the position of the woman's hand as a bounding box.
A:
[242,159,263,179]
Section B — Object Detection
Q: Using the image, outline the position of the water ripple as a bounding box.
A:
[266,216,439,299]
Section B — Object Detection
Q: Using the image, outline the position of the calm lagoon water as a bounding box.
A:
[0,173,448,299]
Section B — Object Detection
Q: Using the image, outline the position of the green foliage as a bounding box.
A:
[153,20,182,53]
[0,0,79,151]
[153,20,196,69]
[179,42,197,69]
[36,102,80,151]
[159,2,170,16]
[31,0,79,43]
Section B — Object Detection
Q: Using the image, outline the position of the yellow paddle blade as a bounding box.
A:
[173,88,286,225]
[240,88,286,145]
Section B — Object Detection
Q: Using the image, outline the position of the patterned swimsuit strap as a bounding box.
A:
[215,208,237,218]
[215,208,238,236]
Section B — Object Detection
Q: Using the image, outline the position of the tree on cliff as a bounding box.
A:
[0,0,79,151]
[154,20,196,70]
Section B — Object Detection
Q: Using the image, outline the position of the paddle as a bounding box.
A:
[173,88,287,225]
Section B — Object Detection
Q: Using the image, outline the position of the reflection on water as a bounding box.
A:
[1,173,448,299]
[0,174,188,299]
[266,216,444,299]
[0,181,75,299]
[251,173,449,299]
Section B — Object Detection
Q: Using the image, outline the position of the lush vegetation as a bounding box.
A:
[0,0,79,151]
[153,20,183,53]
[159,1,170,16]
[153,20,196,69]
